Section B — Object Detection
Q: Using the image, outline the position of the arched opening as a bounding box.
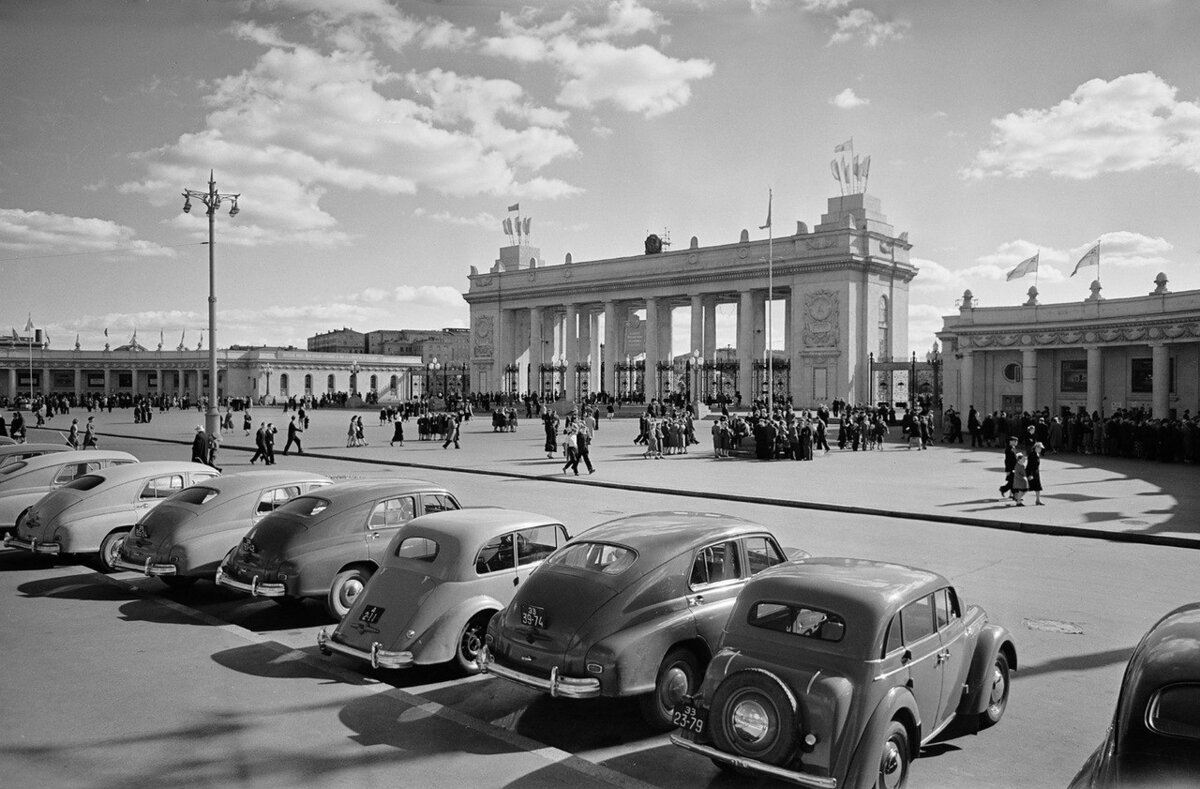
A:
[327,373,336,393]
[278,373,289,397]
[389,374,398,394]
[369,374,378,392]
[304,374,313,395]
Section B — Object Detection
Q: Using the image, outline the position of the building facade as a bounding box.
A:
[937,276,1200,419]
[463,193,917,406]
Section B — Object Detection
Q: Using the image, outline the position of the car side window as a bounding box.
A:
[422,493,460,515]
[141,475,185,500]
[368,497,416,529]
[514,524,563,567]
[52,463,89,485]
[689,540,742,588]
[257,485,301,516]
[901,594,937,643]
[935,587,960,629]
[883,612,904,657]
[475,533,517,575]
[744,535,786,576]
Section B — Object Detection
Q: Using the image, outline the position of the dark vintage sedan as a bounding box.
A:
[1069,602,1200,788]
[479,511,803,730]
[671,558,1016,789]
[114,470,332,587]
[216,479,461,619]
[318,508,569,674]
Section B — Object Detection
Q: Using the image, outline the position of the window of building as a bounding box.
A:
[304,374,313,394]
[326,374,335,393]
[1131,357,1175,393]
[1003,363,1022,383]
[370,374,378,391]
[278,373,289,397]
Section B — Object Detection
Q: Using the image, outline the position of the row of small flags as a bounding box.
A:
[8,325,196,349]
[1005,241,1101,282]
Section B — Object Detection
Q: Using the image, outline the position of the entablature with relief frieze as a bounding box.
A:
[959,320,1200,349]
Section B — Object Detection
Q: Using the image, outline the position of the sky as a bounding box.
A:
[4,0,1200,357]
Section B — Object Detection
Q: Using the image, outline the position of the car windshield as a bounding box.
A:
[275,496,330,517]
[63,475,105,492]
[545,541,637,575]
[171,486,219,505]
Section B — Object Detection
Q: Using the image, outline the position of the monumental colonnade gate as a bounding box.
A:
[464,193,917,409]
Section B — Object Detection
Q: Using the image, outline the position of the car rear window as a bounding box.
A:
[546,541,636,575]
[172,486,219,505]
[749,602,846,642]
[396,536,439,562]
[276,496,330,517]
[63,475,106,492]
[1147,683,1200,740]
[0,461,27,475]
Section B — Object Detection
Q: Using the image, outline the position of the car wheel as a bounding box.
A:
[639,647,702,731]
[96,530,128,573]
[978,652,1010,728]
[709,672,797,766]
[454,611,494,676]
[327,567,372,620]
[872,721,910,789]
[161,576,198,590]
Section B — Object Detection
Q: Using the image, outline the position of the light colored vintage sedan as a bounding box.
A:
[0,443,72,470]
[114,470,332,588]
[217,479,462,619]
[0,450,138,530]
[318,509,569,674]
[4,462,220,571]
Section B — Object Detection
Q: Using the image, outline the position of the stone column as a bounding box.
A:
[73,367,82,399]
[177,368,186,397]
[7,368,16,399]
[603,302,618,396]
[704,299,717,360]
[1152,343,1170,419]
[645,298,660,367]
[689,295,703,357]
[1086,346,1103,416]
[789,291,806,401]
[738,291,754,405]
[41,366,51,396]
[959,351,974,412]
[529,306,543,397]
[589,312,601,394]
[564,304,579,402]
[103,369,111,395]
[1021,348,1038,413]
[131,367,140,397]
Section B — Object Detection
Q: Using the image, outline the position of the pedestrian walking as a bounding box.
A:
[442,414,461,449]
[355,415,367,446]
[243,411,253,436]
[1027,442,1045,505]
[83,416,98,449]
[999,436,1018,500]
[562,425,580,475]
[1011,451,1029,506]
[282,415,304,455]
[390,418,404,446]
[67,418,80,449]
[264,423,277,464]
[190,426,210,466]
[250,422,267,464]
[577,420,595,473]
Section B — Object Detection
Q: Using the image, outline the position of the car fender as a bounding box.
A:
[410,594,504,666]
[0,491,49,528]
[588,606,702,697]
[53,510,137,553]
[958,623,1017,717]
[843,686,920,789]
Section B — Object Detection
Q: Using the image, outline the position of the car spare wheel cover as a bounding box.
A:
[710,670,799,765]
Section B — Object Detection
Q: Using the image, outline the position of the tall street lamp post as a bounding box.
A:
[182,171,239,439]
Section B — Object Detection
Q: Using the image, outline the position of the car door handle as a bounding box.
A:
[937,649,951,664]
[688,594,704,606]
[371,532,382,539]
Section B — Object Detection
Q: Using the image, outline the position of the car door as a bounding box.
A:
[686,539,746,647]
[898,593,946,735]
[364,496,417,564]
[933,586,970,725]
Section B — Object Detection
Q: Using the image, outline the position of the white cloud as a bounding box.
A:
[964,72,1200,179]
[1075,231,1173,268]
[828,9,908,47]
[0,208,176,259]
[419,19,476,50]
[830,87,869,109]
[801,0,851,12]
[412,208,502,231]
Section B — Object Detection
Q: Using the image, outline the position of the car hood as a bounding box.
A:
[334,565,442,652]
[497,565,621,661]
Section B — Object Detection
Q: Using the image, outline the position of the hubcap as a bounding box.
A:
[730,699,770,743]
[340,578,364,608]
[988,663,1007,715]
[880,739,904,789]
[105,537,123,567]
[461,626,482,659]
[661,666,690,708]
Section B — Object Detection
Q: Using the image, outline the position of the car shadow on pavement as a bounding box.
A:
[338,691,519,755]
[210,642,377,686]
[0,550,57,572]
[1014,646,1135,679]
[17,573,140,601]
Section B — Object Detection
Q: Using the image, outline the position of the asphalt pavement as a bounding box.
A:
[26,403,1199,549]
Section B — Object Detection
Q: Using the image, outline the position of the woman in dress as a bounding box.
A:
[347,416,357,448]
[1026,442,1044,505]
[354,415,367,446]
[390,418,404,447]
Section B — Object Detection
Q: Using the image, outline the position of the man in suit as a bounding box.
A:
[999,436,1019,500]
[282,415,303,455]
[264,422,277,464]
[576,420,595,474]
[250,422,267,464]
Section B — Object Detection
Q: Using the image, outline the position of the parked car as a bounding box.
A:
[0,450,138,530]
[670,558,1017,789]
[0,442,72,470]
[216,479,462,618]
[1069,602,1200,788]
[114,470,332,587]
[480,511,803,730]
[317,508,569,673]
[3,461,219,571]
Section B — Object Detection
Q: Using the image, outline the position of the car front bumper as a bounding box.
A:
[214,566,285,597]
[111,555,177,576]
[669,735,838,789]
[477,646,601,699]
[2,533,61,555]
[316,628,413,670]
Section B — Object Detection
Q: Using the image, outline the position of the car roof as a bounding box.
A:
[81,461,215,485]
[749,558,947,615]
[2,449,137,472]
[197,469,331,494]
[0,443,69,458]
[393,508,564,576]
[574,511,771,556]
[300,478,445,504]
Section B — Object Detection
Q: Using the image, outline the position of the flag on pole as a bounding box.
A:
[759,189,772,230]
[1006,252,1040,281]
[507,203,519,212]
[104,328,109,338]
[24,315,34,332]
[10,328,17,341]
[842,159,852,184]
[860,155,871,180]
[834,138,853,153]
[1071,242,1100,277]
[830,159,842,183]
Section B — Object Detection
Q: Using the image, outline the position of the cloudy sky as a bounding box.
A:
[4,0,1200,355]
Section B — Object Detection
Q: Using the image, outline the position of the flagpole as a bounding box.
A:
[1096,239,1101,287]
[766,189,774,414]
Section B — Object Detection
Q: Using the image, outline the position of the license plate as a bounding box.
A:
[520,604,546,629]
[359,605,385,624]
[672,702,706,735]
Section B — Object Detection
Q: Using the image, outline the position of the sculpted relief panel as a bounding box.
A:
[473,315,494,359]
[803,290,839,348]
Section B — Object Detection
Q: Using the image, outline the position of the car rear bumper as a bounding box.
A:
[214,566,285,597]
[2,533,61,555]
[478,646,600,699]
[669,735,838,789]
[316,628,413,670]
[111,556,177,576]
